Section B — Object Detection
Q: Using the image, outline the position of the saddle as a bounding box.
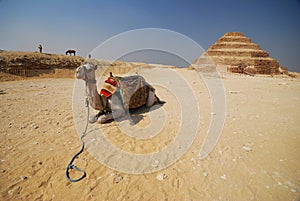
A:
[100,77,118,98]
[99,73,153,109]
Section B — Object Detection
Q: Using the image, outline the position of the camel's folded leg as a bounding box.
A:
[146,89,157,107]
[97,109,125,124]
[97,113,113,124]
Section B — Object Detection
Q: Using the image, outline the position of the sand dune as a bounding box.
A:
[0,67,299,200]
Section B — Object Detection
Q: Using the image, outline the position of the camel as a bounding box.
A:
[75,63,164,124]
[66,49,76,56]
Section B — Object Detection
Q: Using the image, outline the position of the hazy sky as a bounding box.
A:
[0,0,299,71]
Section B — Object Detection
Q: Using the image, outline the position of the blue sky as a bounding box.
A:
[0,0,299,71]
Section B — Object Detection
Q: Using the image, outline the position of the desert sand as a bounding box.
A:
[0,68,299,201]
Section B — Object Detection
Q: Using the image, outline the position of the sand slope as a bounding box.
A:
[0,69,299,201]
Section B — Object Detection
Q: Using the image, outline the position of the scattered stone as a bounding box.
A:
[220,174,227,180]
[33,141,39,145]
[114,176,123,184]
[8,190,13,196]
[152,160,159,168]
[286,181,293,187]
[203,172,208,177]
[20,175,28,180]
[20,124,26,129]
[228,91,238,94]
[291,188,296,193]
[30,123,39,129]
[156,173,167,181]
[242,146,252,152]
[211,112,216,115]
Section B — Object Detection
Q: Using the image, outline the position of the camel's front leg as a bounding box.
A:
[98,94,125,124]
[97,109,125,124]
[89,115,98,124]
[89,110,106,124]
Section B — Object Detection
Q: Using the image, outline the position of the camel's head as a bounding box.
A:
[75,63,98,83]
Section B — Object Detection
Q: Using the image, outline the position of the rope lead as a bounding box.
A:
[65,84,90,182]
[65,135,87,182]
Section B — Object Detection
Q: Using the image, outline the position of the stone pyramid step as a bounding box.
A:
[217,36,252,43]
[207,49,269,57]
[210,42,260,50]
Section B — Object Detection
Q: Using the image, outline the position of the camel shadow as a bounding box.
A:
[115,102,165,125]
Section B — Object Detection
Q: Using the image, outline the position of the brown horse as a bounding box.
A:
[66,49,76,56]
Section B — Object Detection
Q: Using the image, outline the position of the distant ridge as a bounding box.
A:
[0,51,84,70]
[0,51,177,81]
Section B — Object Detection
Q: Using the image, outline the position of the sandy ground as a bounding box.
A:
[0,68,299,201]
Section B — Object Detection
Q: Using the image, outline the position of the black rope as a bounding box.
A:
[65,83,90,182]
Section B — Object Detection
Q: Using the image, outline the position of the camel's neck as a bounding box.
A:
[86,82,102,110]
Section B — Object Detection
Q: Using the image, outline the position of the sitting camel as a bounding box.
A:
[66,49,76,56]
[75,63,164,124]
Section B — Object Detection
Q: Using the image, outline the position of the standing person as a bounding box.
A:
[38,44,42,53]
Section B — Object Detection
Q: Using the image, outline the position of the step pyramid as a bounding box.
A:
[191,32,281,74]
